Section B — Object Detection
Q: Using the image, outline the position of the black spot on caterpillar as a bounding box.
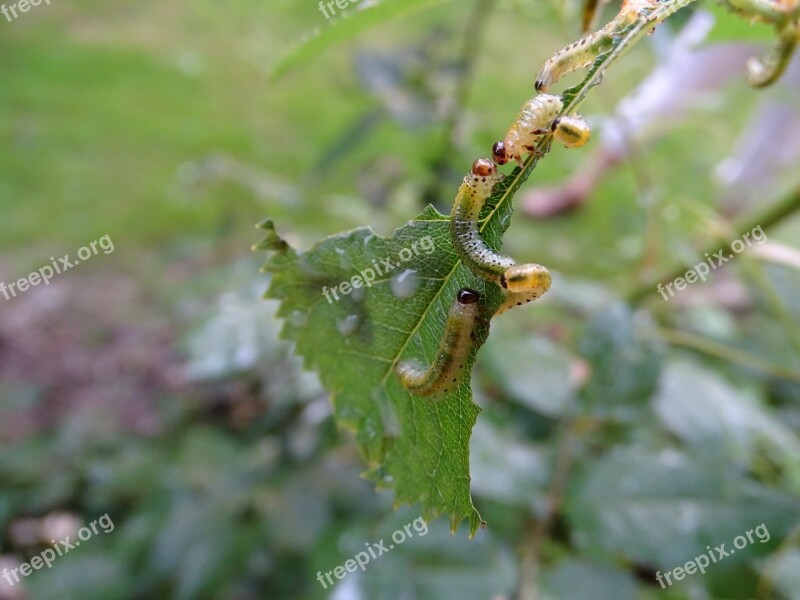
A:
[535,0,656,92]
[450,159,551,315]
[395,288,486,397]
[491,95,590,167]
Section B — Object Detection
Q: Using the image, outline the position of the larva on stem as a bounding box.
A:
[449,159,552,315]
[491,95,591,167]
[535,0,657,92]
[395,288,486,397]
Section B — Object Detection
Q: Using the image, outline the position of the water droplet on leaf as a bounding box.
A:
[390,269,419,299]
[337,314,360,336]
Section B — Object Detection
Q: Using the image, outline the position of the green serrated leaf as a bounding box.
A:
[256,161,539,535]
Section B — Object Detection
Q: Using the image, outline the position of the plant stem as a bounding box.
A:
[653,326,800,383]
[625,187,800,304]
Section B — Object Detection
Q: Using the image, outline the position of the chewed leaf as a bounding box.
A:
[256,144,547,534]
[257,208,508,535]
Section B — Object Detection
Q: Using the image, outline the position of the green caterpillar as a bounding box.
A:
[450,159,552,315]
[395,288,486,397]
[535,0,655,92]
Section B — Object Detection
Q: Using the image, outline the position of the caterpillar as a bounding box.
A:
[491,95,591,167]
[535,0,657,92]
[450,159,552,315]
[395,287,486,397]
[746,19,799,87]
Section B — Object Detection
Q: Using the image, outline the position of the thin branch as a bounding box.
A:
[653,326,800,383]
[625,187,800,304]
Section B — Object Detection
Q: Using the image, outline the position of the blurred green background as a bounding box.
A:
[1,0,800,598]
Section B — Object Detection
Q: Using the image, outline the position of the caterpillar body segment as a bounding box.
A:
[450,159,512,283]
[395,288,486,397]
[535,29,614,93]
[492,94,563,167]
[449,159,553,315]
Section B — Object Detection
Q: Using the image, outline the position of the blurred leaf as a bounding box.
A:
[758,549,800,600]
[540,559,638,600]
[469,421,551,508]
[26,555,130,600]
[344,515,516,599]
[566,446,800,568]
[270,0,452,79]
[482,333,576,417]
[654,359,800,468]
[577,304,665,418]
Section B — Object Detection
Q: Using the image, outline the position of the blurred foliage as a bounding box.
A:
[1,0,800,599]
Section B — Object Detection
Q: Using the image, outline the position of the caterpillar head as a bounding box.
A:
[468,158,502,196]
[492,141,509,165]
[471,158,497,178]
[500,263,551,294]
[552,115,591,148]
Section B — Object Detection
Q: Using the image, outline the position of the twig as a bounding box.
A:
[653,326,800,383]
[625,187,800,304]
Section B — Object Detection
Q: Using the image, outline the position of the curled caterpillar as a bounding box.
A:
[450,159,552,315]
[395,288,486,397]
[746,19,799,87]
[535,0,657,92]
[491,94,591,167]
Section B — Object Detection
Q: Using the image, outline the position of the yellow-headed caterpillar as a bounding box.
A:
[551,115,592,148]
[450,159,552,313]
[491,95,591,166]
[496,263,551,315]
[395,288,486,397]
[535,0,656,92]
